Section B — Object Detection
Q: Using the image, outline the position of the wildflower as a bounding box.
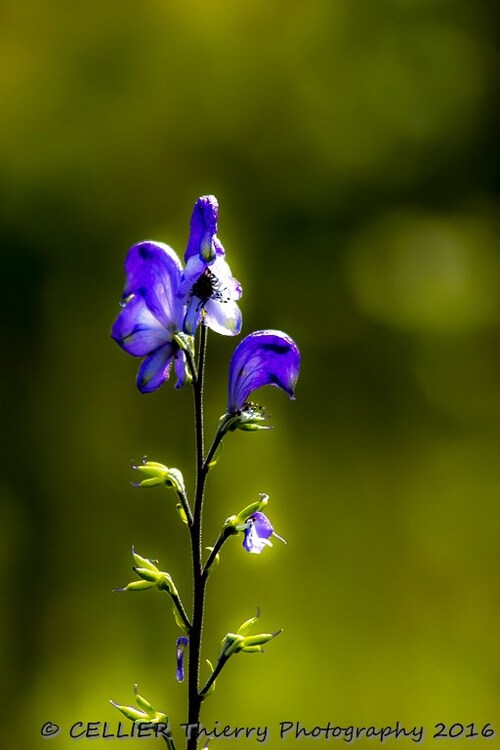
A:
[222,330,300,432]
[179,196,242,336]
[111,241,190,393]
[242,511,286,554]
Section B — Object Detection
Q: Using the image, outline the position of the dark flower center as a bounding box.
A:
[192,269,215,303]
[191,268,229,306]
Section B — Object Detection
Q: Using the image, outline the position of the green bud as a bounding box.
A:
[110,685,169,727]
[176,503,189,525]
[132,458,186,494]
[110,702,147,722]
[134,684,156,716]
[116,548,178,597]
[237,608,260,636]
[240,630,282,648]
[131,547,159,572]
[133,567,162,583]
[229,493,269,531]
[220,611,281,656]
[220,633,244,658]
[240,644,265,653]
[113,580,155,592]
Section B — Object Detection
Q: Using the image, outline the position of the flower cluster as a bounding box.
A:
[112,196,242,393]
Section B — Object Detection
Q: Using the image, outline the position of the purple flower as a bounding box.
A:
[224,330,301,430]
[179,196,242,336]
[243,511,286,555]
[176,636,188,682]
[111,241,189,393]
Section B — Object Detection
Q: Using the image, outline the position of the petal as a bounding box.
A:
[123,241,184,329]
[183,297,203,335]
[251,511,274,539]
[243,523,273,554]
[173,351,188,389]
[111,293,170,356]
[227,331,301,412]
[210,255,242,300]
[185,195,225,262]
[178,255,207,298]
[176,636,188,682]
[204,298,242,336]
[137,344,175,393]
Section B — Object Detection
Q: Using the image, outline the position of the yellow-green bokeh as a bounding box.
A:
[2,1,499,748]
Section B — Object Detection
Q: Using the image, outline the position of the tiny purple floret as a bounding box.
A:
[228,330,301,413]
[243,511,286,554]
[176,636,189,682]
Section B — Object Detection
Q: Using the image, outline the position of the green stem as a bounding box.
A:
[176,490,194,527]
[202,428,225,472]
[186,323,208,750]
[202,528,233,579]
[199,653,231,699]
[169,591,192,633]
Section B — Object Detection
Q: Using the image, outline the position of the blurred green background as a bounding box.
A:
[2,0,500,747]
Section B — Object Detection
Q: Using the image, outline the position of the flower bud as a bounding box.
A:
[132,458,186,494]
[220,610,281,657]
[115,547,178,597]
[110,684,169,727]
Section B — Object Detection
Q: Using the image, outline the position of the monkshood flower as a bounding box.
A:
[222,494,285,555]
[242,511,286,554]
[219,330,300,433]
[179,195,242,336]
[111,241,191,393]
[176,637,188,682]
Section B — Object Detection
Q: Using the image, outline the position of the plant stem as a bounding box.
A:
[199,653,231,699]
[170,591,192,633]
[176,490,194,527]
[186,323,209,750]
[202,529,232,579]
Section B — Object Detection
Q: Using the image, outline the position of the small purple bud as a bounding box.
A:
[176,636,189,682]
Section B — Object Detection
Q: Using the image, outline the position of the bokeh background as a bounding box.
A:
[2,0,500,747]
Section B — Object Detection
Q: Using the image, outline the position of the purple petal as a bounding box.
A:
[176,636,189,682]
[123,241,184,329]
[183,297,203,335]
[111,293,171,356]
[178,255,206,298]
[185,196,225,262]
[137,343,175,393]
[173,351,188,389]
[204,298,242,336]
[243,512,274,554]
[228,331,301,412]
